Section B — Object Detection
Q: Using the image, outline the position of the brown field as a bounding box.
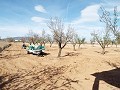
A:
[0,42,120,90]
[0,41,11,53]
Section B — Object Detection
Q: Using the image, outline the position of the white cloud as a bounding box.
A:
[31,16,48,23]
[34,5,47,13]
[72,4,100,24]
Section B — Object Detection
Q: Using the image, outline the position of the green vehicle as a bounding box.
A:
[27,44,45,56]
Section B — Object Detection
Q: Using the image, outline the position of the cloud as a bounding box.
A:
[31,16,48,23]
[72,4,100,24]
[34,5,47,13]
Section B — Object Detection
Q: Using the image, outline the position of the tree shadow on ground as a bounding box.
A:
[94,51,109,54]
[0,53,28,60]
[114,49,120,52]
[4,50,21,51]
[0,66,79,90]
[34,52,50,57]
[91,68,120,90]
[62,52,79,57]
[0,75,17,89]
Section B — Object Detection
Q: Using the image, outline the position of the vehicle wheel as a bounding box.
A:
[27,51,30,54]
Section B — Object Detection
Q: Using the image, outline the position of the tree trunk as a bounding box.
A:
[102,48,105,54]
[43,43,45,47]
[116,44,117,48]
[58,48,62,57]
[78,44,81,49]
[73,45,76,51]
[50,43,52,47]
[107,44,108,47]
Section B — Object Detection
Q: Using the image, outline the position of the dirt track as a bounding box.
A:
[0,42,120,90]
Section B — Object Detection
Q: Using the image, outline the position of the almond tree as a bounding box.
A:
[69,27,77,51]
[6,37,14,42]
[111,39,118,48]
[21,37,26,43]
[100,6,120,44]
[77,37,85,49]
[40,29,47,46]
[47,34,54,47]
[71,34,78,51]
[27,30,39,44]
[91,6,119,54]
[47,17,74,57]
[90,32,96,47]
[91,24,110,54]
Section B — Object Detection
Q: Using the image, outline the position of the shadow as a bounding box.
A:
[43,52,50,56]
[114,49,120,52]
[0,75,16,89]
[91,68,120,90]
[62,52,79,57]
[0,76,3,84]
[0,76,19,90]
[0,66,79,90]
[4,50,21,51]
[0,53,28,60]
[105,61,119,68]
[37,52,50,57]
[94,51,109,54]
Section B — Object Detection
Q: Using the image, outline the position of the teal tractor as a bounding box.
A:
[27,44,45,56]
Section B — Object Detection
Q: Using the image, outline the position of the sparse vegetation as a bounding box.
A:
[91,26,110,54]
[47,17,74,57]
[1,4,120,90]
[46,34,54,47]
[100,6,120,45]
[77,37,85,49]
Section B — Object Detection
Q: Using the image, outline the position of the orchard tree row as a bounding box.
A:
[22,6,120,57]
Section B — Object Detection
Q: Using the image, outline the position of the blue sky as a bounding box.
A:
[0,0,120,41]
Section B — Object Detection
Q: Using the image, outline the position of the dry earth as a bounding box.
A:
[0,42,120,90]
[0,41,11,52]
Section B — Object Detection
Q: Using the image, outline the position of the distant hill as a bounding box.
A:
[13,37,30,41]
[2,37,29,42]
[13,37,23,41]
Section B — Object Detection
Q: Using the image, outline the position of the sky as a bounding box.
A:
[0,0,120,41]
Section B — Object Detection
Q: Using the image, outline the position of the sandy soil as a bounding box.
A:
[0,41,11,52]
[0,42,120,90]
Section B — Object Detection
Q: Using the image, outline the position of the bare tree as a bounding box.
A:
[71,34,78,51]
[100,6,120,44]
[92,6,120,54]
[91,25,110,54]
[77,37,85,49]
[90,32,96,47]
[27,30,35,43]
[106,39,111,47]
[6,37,14,42]
[69,27,77,51]
[47,17,74,57]
[21,37,26,43]
[111,39,118,48]
[41,29,48,46]
[27,30,39,44]
[46,34,54,47]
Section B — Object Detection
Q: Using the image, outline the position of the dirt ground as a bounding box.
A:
[0,42,120,90]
